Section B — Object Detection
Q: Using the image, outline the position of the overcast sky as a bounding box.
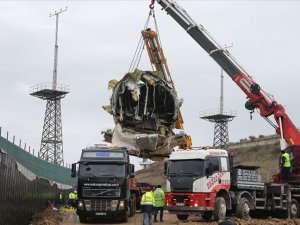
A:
[1,1,300,170]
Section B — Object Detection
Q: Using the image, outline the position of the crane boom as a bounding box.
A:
[141,28,192,149]
[156,0,300,148]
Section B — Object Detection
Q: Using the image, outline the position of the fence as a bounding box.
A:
[0,151,59,225]
[0,127,77,225]
[0,129,76,187]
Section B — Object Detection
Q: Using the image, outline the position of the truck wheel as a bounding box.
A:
[79,215,87,223]
[218,220,236,225]
[213,197,226,221]
[291,199,300,218]
[236,197,250,219]
[176,214,188,220]
[129,195,136,217]
[202,211,213,221]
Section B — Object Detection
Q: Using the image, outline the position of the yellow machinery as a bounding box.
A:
[141,28,192,149]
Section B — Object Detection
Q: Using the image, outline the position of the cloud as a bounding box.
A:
[1,1,300,168]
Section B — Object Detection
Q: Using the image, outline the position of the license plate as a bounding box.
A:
[95,212,106,215]
[176,203,184,206]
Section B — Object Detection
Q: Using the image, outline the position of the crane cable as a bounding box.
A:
[151,8,175,86]
[128,7,164,73]
[128,10,153,73]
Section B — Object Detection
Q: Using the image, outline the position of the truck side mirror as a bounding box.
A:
[164,161,168,175]
[207,164,214,176]
[205,167,209,178]
[129,164,135,178]
[71,163,77,177]
[205,160,212,178]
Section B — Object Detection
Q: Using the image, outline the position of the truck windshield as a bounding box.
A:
[79,163,126,177]
[168,159,204,176]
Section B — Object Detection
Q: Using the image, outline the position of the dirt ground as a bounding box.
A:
[60,211,300,225]
[30,209,62,225]
[31,208,300,225]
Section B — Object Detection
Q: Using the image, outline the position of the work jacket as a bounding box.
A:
[69,192,77,199]
[282,152,291,168]
[154,188,165,207]
[141,191,155,213]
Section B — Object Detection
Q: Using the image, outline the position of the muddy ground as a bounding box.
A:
[31,209,300,225]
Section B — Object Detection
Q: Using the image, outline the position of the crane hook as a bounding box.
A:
[149,0,155,9]
[250,110,254,120]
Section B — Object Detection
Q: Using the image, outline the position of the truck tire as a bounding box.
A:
[79,215,87,223]
[213,197,226,221]
[129,194,136,217]
[218,220,236,225]
[236,197,250,219]
[176,214,188,220]
[202,211,213,221]
[290,199,300,218]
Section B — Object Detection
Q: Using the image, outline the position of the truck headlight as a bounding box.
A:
[78,200,84,210]
[111,200,118,211]
[84,200,91,211]
[119,200,125,210]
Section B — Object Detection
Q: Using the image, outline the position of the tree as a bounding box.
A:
[248,136,256,141]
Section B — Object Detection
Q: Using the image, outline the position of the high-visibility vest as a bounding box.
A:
[69,192,76,199]
[141,191,155,206]
[282,152,291,168]
[154,188,165,207]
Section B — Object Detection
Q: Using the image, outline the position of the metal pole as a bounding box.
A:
[220,69,224,115]
[49,7,67,90]
[220,43,233,115]
[53,13,58,90]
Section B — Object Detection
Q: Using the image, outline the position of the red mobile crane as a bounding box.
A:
[147,0,300,221]
[152,0,300,183]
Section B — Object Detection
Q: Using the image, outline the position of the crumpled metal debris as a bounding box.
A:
[102,69,185,160]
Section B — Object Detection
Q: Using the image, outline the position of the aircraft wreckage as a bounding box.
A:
[102,69,186,160]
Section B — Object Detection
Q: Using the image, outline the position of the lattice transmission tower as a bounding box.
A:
[30,8,69,165]
[200,44,236,149]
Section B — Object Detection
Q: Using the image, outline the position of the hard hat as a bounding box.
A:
[74,190,77,193]
[146,186,151,191]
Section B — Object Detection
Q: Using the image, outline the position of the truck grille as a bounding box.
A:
[85,200,113,211]
[83,189,120,197]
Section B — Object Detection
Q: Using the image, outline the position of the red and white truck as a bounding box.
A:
[151,0,300,221]
[164,147,299,221]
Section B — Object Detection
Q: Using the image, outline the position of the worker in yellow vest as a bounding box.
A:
[59,191,64,205]
[153,185,165,222]
[68,190,77,207]
[141,186,155,225]
[280,149,291,183]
